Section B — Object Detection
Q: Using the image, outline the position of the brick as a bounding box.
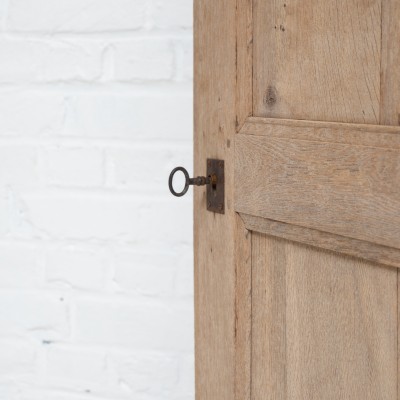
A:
[114,251,176,296]
[18,193,192,245]
[0,0,7,21]
[113,39,174,81]
[0,339,36,375]
[0,189,9,236]
[0,243,41,288]
[75,299,193,352]
[20,391,104,400]
[0,293,69,340]
[19,390,104,400]
[46,346,109,394]
[0,94,65,137]
[7,0,147,32]
[174,249,194,299]
[0,40,102,83]
[7,188,36,239]
[175,38,193,81]
[46,247,108,290]
[153,0,193,29]
[63,91,193,140]
[177,354,195,396]
[105,143,192,192]
[37,41,103,82]
[43,147,104,187]
[0,1,7,33]
[108,352,179,396]
[0,146,37,186]
[19,390,107,400]
[0,380,20,399]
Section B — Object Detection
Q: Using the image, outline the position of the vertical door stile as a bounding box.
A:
[381,2,400,398]
[234,1,253,400]
[194,1,252,399]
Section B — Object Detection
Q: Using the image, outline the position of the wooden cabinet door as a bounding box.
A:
[194,1,400,399]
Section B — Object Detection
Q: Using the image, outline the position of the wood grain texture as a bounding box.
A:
[234,215,252,400]
[380,2,400,397]
[251,233,286,400]
[235,118,400,249]
[249,1,400,399]
[241,116,400,145]
[236,0,253,130]
[381,0,400,127]
[194,0,252,399]
[195,0,400,397]
[253,0,381,124]
[234,3,253,400]
[241,213,400,269]
[252,233,398,400]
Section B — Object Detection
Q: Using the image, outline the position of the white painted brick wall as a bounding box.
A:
[0,0,194,399]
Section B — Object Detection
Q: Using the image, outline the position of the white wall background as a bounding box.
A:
[0,0,194,399]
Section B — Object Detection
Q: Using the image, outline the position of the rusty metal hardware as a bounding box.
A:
[206,158,224,214]
[168,159,225,214]
[168,166,211,197]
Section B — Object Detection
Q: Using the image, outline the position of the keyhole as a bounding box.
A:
[209,174,217,190]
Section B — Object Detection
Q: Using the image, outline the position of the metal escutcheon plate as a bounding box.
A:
[207,159,224,214]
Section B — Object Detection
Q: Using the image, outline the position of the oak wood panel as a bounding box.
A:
[380,3,400,397]
[251,233,286,400]
[234,216,252,400]
[252,233,398,400]
[381,0,400,127]
[194,0,252,399]
[241,116,400,146]
[253,0,381,124]
[234,3,253,400]
[241,213,400,269]
[235,118,400,249]
[250,1,400,399]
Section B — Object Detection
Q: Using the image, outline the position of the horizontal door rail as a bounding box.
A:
[235,117,400,268]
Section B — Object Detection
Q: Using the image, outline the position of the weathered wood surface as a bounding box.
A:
[252,233,397,400]
[235,118,400,250]
[195,0,400,397]
[380,3,400,396]
[249,0,400,399]
[241,213,400,269]
[234,3,253,399]
[253,0,381,124]
[240,116,400,144]
[194,0,252,399]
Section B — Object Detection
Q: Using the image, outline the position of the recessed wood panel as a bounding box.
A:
[253,0,381,124]
[252,233,397,400]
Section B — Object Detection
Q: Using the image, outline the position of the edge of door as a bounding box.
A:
[194,0,253,399]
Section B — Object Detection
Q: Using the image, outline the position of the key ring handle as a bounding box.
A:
[168,166,190,197]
